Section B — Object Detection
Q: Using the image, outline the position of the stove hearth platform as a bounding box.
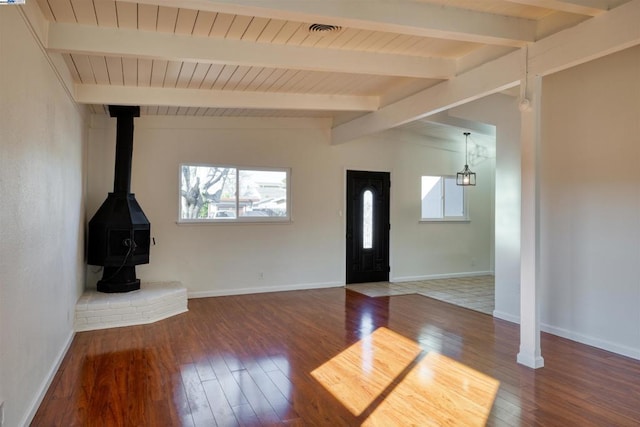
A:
[75,281,187,332]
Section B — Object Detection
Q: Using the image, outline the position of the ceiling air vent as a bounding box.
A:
[308,23,342,33]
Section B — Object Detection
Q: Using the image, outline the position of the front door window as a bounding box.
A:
[363,190,373,249]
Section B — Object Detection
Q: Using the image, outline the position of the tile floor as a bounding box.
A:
[346,275,495,315]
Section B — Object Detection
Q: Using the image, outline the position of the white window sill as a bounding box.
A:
[176,218,292,225]
[420,218,470,223]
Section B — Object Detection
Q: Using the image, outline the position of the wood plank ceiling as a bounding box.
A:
[35,0,631,127]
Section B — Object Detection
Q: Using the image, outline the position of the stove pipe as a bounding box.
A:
[87,106,150,293]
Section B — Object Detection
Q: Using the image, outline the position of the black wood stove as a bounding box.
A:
[87,106,150,293]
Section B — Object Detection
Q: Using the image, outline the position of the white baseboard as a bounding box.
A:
[541,323,640,361]
[22,329,75,427]
[487,311,640,361]
[392,271,494,283]
[493,310,520,324]
[188,281,344,299]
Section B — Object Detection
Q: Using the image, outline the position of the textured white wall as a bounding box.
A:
[0,7,87,426]
[86,116,494,296]
[451,94,522,322]
[539,45,640,359]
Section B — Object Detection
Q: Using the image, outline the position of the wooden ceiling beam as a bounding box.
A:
[47,22,456,79]
[528,0,640,76]
[331,51,521,144]
[74,84,380,112]
[124,0,536,46]
[331,0,640,144]
[503,0,612,16]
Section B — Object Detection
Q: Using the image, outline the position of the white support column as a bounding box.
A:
[518,75,545,369]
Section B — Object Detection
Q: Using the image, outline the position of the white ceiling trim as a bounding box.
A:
[124,0,537,46]
[47,23,456,79]
[74,84,380,111]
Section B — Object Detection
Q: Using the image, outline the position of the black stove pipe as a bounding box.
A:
[110,105,138,193]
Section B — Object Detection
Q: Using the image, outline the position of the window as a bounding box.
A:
[421,175,467,221]
[362,189,373,249]
[179,164,290,222]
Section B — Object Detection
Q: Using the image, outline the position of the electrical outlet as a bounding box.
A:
[258,272,264,280]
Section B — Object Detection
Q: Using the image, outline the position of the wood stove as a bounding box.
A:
[87,106,150,293]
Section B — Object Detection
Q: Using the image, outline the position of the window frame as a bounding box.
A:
[178,163,291,224]
[420,175,470,223]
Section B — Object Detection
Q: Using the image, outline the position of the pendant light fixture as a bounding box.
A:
[457,132,476,186]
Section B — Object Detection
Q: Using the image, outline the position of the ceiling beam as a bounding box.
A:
[421,112,497,136]
[125,0,536,47]
[528,0,640,76]
[503,0,611,16]
[332,0,640,144]
[74,84,380,111]
[456,45,518,74]
[47,22,455,79]
[331,50,522,144]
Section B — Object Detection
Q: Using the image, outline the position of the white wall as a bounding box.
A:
[451,94,522,322]
[370,131,495,281]
[0,6,87,426]
[539,45,640,359]
[86,116,494,296]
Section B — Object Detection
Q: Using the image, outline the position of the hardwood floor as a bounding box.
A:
[32,289,640,426]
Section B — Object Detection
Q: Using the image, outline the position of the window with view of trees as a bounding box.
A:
[180,164,290,222]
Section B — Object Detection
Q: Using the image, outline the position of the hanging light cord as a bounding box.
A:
[520,45,532,111]
[464,132,470,166]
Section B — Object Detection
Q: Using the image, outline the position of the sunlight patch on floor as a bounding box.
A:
[363,352,500,426]
[311,327,499,426]
[311,328,421,415]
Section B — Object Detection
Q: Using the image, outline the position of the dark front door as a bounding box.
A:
[346,170,390,284]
